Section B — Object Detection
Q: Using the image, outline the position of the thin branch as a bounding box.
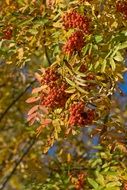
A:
[0,137,36,190]
[0,80,36,124]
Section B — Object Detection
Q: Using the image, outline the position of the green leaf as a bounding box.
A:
[88,43,93,55]
[95,35,103,43]
[65,87,76,93]
[94,61,100,69]
[18,18,33,26]
[28,29,38,35]
[82,44,89,56]
[113,52,124,62]
[110,58,116,71]
[76,86,88,94]
[119,41,127,50]
[96,173,105,186]
[106,181,122,188]
[101,59,107,73]
[65,77,75,87]
[87,178,99,189]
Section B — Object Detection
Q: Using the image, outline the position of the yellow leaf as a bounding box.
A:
[6,0,10,5]
[17,48,24,61]
[67,153,71,162]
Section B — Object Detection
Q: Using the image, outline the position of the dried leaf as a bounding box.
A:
[6,0,10,5]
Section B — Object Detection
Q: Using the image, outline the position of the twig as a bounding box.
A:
[0,80,36,124]
[0,137,36,190]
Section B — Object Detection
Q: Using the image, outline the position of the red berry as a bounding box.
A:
[68,101,95,127]
[3,27,12,40]
[62,11,90,33]
[116,1,127,19]
[63,31,84,55]
[42,82,68,109]
[123,183,127,190]
[42,68,59,86]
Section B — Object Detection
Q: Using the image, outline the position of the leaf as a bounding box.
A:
[82,44,89,56]
[119,41,127,50]
[95,35,103,43]
[74,76,86,83]
[39,105,49,114]
[35,73,42,83]
[88,43,93,55]
[113,52,124,62]
[17,48,24,61]
[27,112,37,122]
[36,124,46,136]
[42,119,52,125]
[110,58,116,71]
[18,18,34,26]
[87,178,99,189]
[29,117,37,126]
[32,87,43,94]
[75,80,87,87]
[6,0,10,5]
[65,77,75,87]
[101,59,107,73]
[65,87,76,93]
[106,181,122,187]
[76,86,88,94]
[74,71,86,77]
[28,29,38,35]
[27,105,39,115]
[53,22,62,28]
[94,61,100,69]
[96,173,105,186]
[26,97,40,103]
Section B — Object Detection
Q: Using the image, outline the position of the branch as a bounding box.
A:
[0,137,36,190]
[0,80,36,124]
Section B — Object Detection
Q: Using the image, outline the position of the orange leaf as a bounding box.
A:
[35,73,42,83]
[42,118,52,125]
[39,105,49,114]
[26,97,40,103]
[29,117,37,126]
[27,112,37,122]
[32,87,43,94]
[27,105,39,115]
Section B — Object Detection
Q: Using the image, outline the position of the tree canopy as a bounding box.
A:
[0,0,127,190]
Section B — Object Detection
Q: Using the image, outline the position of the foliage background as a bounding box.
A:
[0,0,127,190]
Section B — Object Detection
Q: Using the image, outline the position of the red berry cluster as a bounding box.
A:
[42,68,59,87]
[124,183,127,190]
[42,82,68,109]
[62,11,90,33]
[69,172,85,190]
[3,28,12,40]
[75,173,85,190]
[116,1,127,19]
[69,101,95,126]
[79,64,87,72]
[63,31,84,55]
